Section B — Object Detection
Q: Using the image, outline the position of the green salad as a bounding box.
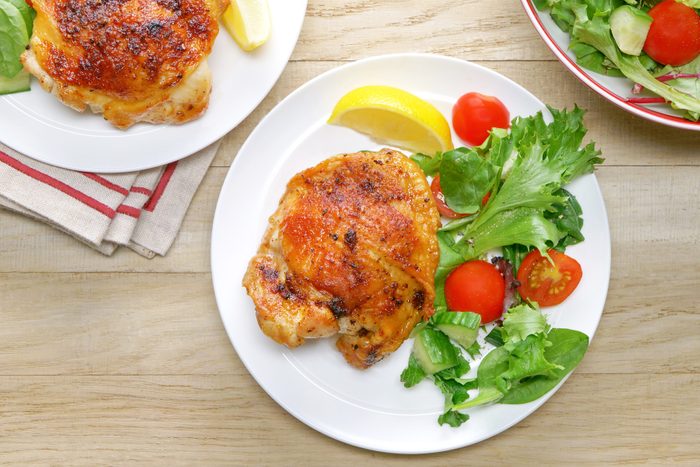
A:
[402,107,603,427]
[0,0,34,95]
[535,0,700,121]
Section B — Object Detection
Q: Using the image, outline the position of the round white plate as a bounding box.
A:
[211,53,611,454]
[0,0,307,173]
[521,0,700,131]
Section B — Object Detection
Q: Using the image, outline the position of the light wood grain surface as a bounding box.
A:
[1,1,699,465]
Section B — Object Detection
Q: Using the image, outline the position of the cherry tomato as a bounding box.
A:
[643,0,700,66]
[430,175,490,219]
[517,249,582,307]
[452,92,510,146]
[445,260,505,323]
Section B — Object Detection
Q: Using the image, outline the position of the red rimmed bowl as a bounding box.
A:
[521,0,700,131]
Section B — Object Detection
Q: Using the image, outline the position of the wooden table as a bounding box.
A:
[1,1,699,464]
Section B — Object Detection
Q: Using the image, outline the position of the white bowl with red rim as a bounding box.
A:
[521,0,700,131]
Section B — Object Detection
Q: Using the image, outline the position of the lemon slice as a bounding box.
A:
[222,0,271,52]
[328,85,453,155]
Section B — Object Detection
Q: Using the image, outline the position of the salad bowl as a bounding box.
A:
[521,0,700,131]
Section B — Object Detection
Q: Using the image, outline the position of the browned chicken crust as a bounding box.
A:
[243,149,441,368]
[22,0,228,128]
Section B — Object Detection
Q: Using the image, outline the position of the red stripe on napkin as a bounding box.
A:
[130,186,153,196]
[116,205,141,219]
[81,172,129,196]
[144,161,177,212]
[0,151,116,218]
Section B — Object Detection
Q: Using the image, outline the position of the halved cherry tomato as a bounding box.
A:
[643,0,700,66]
[452,92,510,146]
[445,260,505,323]
[517,249,582,307]
[430,175,490,219]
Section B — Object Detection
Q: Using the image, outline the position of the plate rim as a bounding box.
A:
[520,0,700,131]
[210,52,612,454]
[0,0,308,173]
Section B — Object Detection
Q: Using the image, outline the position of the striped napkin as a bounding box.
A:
[0,141,219,257]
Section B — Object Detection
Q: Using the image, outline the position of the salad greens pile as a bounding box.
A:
[413,106,601,313]
[534,0,700,120]
[402,306,589,427]
[403,106,601,427]
[0,0,33,95]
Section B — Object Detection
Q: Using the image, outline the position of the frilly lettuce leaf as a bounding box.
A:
[495,333,564,394]
[503,303,550,343]
[470,106,601,230]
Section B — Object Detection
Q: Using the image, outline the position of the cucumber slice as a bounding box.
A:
[610,5,652,56]
[0,69,29,95]
[431,311,481,349]
[412,328,459,375]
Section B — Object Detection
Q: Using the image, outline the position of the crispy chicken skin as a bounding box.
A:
[243,149,441,368]
[21,0,228,128]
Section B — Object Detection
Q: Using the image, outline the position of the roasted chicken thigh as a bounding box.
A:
[243,149,441,368]
[22,0,228,128]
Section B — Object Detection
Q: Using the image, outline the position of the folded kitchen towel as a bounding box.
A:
[0,141,219,257]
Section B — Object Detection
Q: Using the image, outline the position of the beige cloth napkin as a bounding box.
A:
[0,141,219,257]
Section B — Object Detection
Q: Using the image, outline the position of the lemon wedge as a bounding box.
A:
[222,0,271,52]
[328,85,453,155]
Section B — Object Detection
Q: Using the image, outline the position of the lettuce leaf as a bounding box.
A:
[410,152,443,176]
[569,40,625,77]
[437,410,470,427]
[659,56,700,121]
[502,303,550,342]
[501,243,531,273]
[474,127,513,167]
[546,188,585,249]
[440,148,497,214]
[501,328,589,404]
[502,187,584,267]
[495,333,564,394]
[0,0,28,78]
[400,354,426,387]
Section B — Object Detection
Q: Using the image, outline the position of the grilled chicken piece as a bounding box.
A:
[243,149,441,368]
[22,0,229,129]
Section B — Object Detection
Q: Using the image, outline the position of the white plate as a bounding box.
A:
[211,53,611,454]
[521,0,700,131]
[0,1,307,173]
